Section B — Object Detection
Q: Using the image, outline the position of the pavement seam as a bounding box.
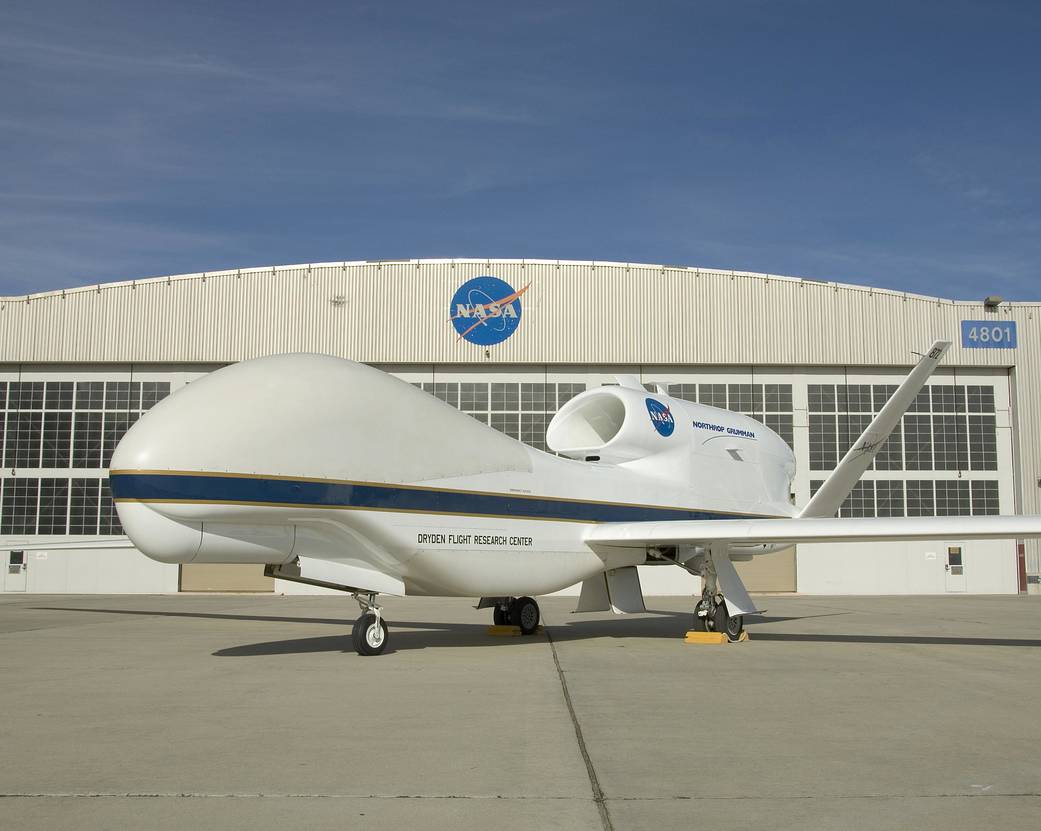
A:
[2,792,1039,800]
[544,624,614,831]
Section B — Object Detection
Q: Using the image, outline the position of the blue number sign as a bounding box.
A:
[961,320,1017,349]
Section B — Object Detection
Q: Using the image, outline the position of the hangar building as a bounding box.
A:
[1,259,1037,596]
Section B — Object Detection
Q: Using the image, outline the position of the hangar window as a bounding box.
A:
[37,478,69,534]
[906,481,935,516]
[935,481,971,516]
[872,385,898,411]
[490,412,519,439]
[491,383,520,411]
[520,413,549,450]
[45,382,74,410]
[764,384,792,412]
[668,384,697,403]
[69,478,100,534]
[8,382,44,410]
[1,478,39,535]
[459,383,488,412]
[99,479,122,535]
[5,412,42,467]
[141,382,171,410]
[73,413,104,468]
[839,385,872,413]
[932,415,968,470]
[809,414,838,469]
[971,480,999,515]
[903,416,933,470]
[966,386,995,414]
[698,384,727,409]
[841,480,875,517]
[875,481,905,516]
[557,384,585,409]
[0,382,5,409]
[762,414,794,450]
[42,412,72,468]
[968,416,997,470]
[75,382,105,411]
[808,385,835,412]
[931,385,965,413]
[105,382,141,411]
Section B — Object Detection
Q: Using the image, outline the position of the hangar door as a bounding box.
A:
[734,546,797,592]
[179,564,274,592]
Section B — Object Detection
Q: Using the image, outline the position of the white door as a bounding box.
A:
[4,551,27,592]
[945,545,966,592]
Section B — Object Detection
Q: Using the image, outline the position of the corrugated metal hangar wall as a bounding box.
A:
[1,259,1037,594]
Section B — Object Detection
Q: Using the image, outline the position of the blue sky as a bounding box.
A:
[1,0,1038,299]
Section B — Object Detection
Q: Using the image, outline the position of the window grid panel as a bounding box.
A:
[458,383,489,412]
[99,479,122,535]
[69,478,101,534]
[5,412,43,468]
[75,382,105,410]
[698,384,727,409]
[808,384,835,413]
[0,381,6,410]
[520,383,551,412]
[932,414,968,471]
[904,415,933,470]
[44,381,74,410]
[104,381,141,411]
[764,384,793,412]
[840,385,873,413]
[37,478,70,534]
[490,384,519,412]
[935,480,971,516]
[102,412,139,468]
[556,383,585,409]
[809,414,838,470]
[840,480,875,517]
[971,480,999,516]
[9,382,45,410]
[875,480,905,517]
[763,413,794,450]
[520,413,549,450]
[42,411,73,468]
[73,413,104,469]
[874,430,903,471]
[968,415,998,470]
[1,477,40,535]
[906,481,935,517]
[141,382,171,410]
[966,385,995,414]
[489,412,519,439]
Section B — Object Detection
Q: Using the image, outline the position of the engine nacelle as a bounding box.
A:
[546,387,684,463]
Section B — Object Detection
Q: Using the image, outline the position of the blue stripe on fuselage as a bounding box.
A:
[109,472,758,523]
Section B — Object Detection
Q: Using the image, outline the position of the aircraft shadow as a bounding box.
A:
[34,605,1040,652]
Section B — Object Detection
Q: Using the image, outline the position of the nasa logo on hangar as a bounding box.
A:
[645,398,675,437]
[449,276,530,346]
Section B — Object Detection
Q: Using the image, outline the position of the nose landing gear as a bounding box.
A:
[351,592,388,656]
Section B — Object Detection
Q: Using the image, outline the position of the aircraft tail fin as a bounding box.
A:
[799,340,951,518]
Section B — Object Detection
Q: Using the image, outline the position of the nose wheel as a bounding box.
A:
[352,593,389,656]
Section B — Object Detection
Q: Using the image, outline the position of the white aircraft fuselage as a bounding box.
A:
[110,354,795,598]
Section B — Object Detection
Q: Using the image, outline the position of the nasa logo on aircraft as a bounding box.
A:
[645,398,675,437]
[449,276,530,346]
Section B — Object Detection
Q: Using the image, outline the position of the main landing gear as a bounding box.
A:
[352,592,388,656]
[492,596,541,634]
[690,555,744,642]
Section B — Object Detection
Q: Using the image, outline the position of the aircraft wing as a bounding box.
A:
[585,515,1041,548]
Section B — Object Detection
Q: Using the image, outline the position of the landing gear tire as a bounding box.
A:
[712,603,744,642]
[510,596,540,635]
[352,613,388,656]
